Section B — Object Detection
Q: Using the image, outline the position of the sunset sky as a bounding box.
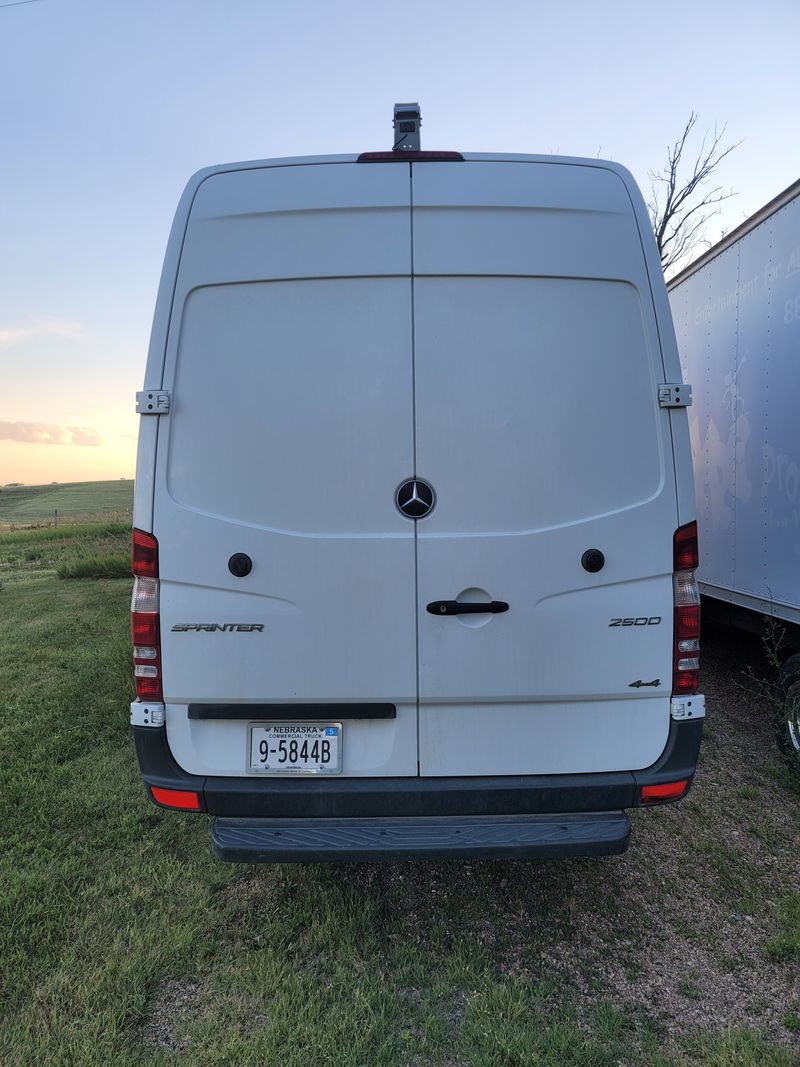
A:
[2,0,798,485]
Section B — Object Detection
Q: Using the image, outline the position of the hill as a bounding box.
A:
[0,479,133,528]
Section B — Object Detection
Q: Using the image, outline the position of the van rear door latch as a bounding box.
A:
[136,390,171,414]
[427,600,509,615]
[658,384,692,408]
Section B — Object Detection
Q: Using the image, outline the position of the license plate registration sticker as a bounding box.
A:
[248,723,342,774]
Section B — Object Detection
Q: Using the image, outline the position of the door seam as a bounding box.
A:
[410,162,421,775]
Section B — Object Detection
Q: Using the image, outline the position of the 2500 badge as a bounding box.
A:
[608,617,661,627]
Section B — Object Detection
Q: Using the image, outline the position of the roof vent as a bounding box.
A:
[393,102,421,151]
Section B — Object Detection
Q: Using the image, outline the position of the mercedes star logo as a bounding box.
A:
[395,478,435,519]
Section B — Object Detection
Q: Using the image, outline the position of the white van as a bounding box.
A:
[131,124,705,861]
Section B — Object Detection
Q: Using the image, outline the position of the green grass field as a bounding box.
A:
[0,479,133,528]
[0,525,797,1065]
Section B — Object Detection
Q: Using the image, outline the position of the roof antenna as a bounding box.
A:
[393,103,421,152]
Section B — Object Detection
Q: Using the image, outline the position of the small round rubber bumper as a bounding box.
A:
[581,549,605,573]
[228,553,252,578]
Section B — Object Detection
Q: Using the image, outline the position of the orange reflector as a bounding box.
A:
[150,785,201,811]
[640,779,689,805]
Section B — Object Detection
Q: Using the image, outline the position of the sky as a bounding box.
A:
[1,0,798,485]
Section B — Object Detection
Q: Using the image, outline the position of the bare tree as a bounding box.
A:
[649,113,740,274]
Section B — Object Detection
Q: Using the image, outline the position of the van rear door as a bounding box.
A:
[411,161,678,775]
[153,163,419,776]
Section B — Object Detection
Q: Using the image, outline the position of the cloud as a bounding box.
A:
[67,426,102,447]
[0,317,84,349]
[0,421,102,446]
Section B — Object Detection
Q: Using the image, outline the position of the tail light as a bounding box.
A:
[149,785,201,811]
[673,521,700,695]
[640,779,689,805]
[132,529,162,701]
[357,150,465,162]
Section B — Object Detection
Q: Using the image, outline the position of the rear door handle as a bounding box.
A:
[426,600,509,616]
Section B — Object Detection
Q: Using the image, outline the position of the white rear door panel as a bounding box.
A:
[411,162,677,776]
[155,163,419,776]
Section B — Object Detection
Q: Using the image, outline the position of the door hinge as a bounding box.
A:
[658,383,692,408]
[130,701,166,727]
[136,389,171,414]
[670,695,705,721]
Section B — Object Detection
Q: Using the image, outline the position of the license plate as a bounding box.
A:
[248,723,342,774]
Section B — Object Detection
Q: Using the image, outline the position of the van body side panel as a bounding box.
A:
[735,219,790,604]
[134,175,206,532]
[678,244,740,595]
[411,162,677,775]
[619,166,696,530]
[670,194,800,621]
[153,164,420,776]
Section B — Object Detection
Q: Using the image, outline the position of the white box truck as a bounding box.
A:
[131,108,704,861]
[668,179,800,766]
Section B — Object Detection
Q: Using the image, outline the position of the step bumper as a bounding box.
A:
[211,811,631,863]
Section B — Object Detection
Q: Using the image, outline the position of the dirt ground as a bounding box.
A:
[329,621,800,1054]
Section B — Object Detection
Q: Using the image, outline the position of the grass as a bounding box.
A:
[57,551,131,579]
[0,520,130,545]
[0,526,131,590]
[677,979,703,1001]
[0,525,797,1065]
[765,894,800,962]
[680,1029,796,1066]
[0,479,133,528]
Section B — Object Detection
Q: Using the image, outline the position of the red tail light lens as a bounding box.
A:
[357,150,464,162]
[675,604,701,642]
[640,779,689,805]
[132,611,159,646]
[131,529,163,702]
[150,785,201,811]
[674,521,699,571]
[673,522,700,696]
[132,528,158,578]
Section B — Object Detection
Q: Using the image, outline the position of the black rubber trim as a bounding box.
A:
[133,724,207,812]
[132,716,702,819]
[188,703,397,721]
[632,717,703,800]
[211,812,631,863]
[204,770,635,819]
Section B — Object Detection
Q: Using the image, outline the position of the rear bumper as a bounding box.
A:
[133,716,702,845]
[211,811,631,862]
